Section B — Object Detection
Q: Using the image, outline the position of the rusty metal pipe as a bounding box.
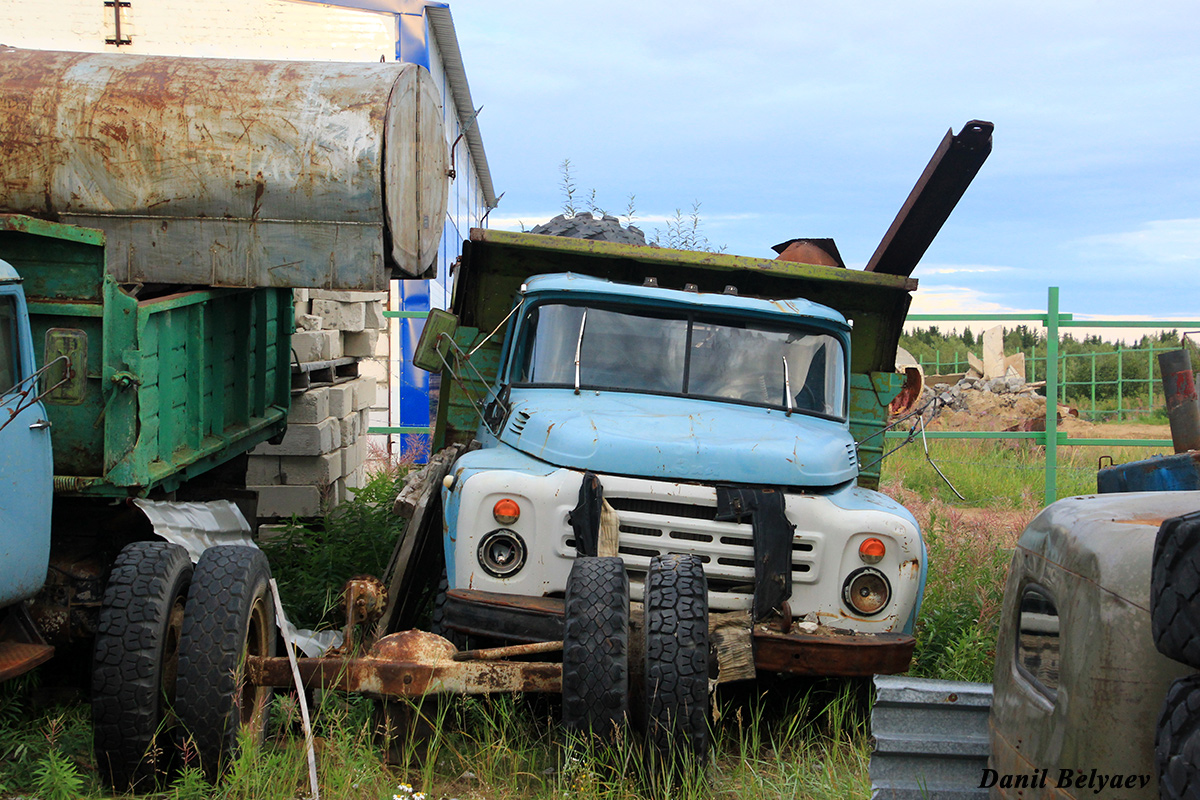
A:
[865,120,993,277]
[452,640,563,662]
[1160,349,1200,453]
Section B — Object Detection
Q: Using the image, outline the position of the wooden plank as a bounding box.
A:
[375,444,464,638]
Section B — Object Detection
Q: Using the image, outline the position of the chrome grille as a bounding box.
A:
[603,494,819,611]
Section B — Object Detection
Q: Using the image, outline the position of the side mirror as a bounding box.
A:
[412,308,460,372]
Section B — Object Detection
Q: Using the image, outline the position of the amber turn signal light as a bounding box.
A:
[493,498,521,525]
[859,537,886,564]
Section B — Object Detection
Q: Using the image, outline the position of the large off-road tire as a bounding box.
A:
[430,569,471,650]
[1156,673,1200,799]
[562,556,630,739]
[176,546,276,780]
[92,541,192,790]
[1151,512,1200,668]
[643,553,711,774]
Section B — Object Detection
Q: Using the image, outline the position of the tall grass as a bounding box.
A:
[7,427,1157,798]
[884,436,1166,508]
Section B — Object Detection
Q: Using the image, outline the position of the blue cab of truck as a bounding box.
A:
[433,261,926,679]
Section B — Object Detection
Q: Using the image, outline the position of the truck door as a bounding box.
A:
[0,276,54,608]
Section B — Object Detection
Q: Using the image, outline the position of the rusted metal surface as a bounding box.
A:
[0,641,55,682]
[0,604,55,681]
[26,548,105,645]
[443,588,566,643]
[332,575,388,655]
[0,47,448,288]
[752,627,915,676]
[865,120,993,277]
[1160,348,1200,453]
[247,630,562,697]
[990,492,1200,799]
[453,640,563,662]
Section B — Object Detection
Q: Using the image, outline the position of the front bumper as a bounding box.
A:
[444,588,914,677]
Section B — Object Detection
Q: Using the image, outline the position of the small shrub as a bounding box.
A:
[261,467,410,629]
[32,749,85,800]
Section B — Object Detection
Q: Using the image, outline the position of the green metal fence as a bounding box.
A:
[922,343,1175,422]
[897,286,1200,505]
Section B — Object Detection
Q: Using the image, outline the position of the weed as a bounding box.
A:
[32,748,85,800]
[560,157,578,217]
[261,467,410,629]
[651,201,726,253]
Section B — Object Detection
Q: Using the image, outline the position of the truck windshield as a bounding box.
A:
[514,302,846,419]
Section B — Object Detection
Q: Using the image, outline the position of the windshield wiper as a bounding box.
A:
[782,356,794,416]
[573,309,588,395]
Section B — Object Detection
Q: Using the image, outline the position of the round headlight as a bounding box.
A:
[478,528,527,578]
[842,567,890,616]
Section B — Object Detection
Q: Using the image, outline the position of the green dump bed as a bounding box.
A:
[0,215,291,496]
[437,229,915,490]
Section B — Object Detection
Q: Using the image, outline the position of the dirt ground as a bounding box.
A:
[924,390,1169,439]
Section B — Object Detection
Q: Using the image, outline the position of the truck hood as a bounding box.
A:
[497,388,858,487]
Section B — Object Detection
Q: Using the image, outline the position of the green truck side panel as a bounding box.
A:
[0,215,292,496]
[436,230,915,489]
[849,372,906,490]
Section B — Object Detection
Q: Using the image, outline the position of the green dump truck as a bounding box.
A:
[0,46,451,790]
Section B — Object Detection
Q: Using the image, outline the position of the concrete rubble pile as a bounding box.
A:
[922,372,1044,414]
[249,289,388,519]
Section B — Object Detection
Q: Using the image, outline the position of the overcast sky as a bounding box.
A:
[450,1,1200,327]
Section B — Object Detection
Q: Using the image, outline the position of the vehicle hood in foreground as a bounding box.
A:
[497,388,857,487]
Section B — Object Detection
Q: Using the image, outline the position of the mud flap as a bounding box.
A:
[716,487,794,621]
[568,472,603,557]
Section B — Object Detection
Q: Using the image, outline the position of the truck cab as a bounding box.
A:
[427,231,926,678]
[0,257,53,614]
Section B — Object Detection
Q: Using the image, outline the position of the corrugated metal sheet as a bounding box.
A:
[0,47,448,288]
[425,5,497,209]
[870,675,992,800]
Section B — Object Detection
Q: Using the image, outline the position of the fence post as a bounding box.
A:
[1149,343,1156,412]
[1045,287,1060,505]
[1117,348,1124,422]
[1089,353,1097,420]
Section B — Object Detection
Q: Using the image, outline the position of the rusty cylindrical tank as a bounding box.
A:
[0,47,449,290]
[1159,348,1200,453]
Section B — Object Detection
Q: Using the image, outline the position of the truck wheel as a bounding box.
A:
[1151,512,1200,668]
[430,569,472,650]
[643,553,710,774]
[1157,673,1200,799]
[92,541,192,790]
[176,546,275,781]
[562,556,630,739]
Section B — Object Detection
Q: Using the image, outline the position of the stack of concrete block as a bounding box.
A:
[249,288,388,519]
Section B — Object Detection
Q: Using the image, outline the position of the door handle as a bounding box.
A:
[29,419,51,430]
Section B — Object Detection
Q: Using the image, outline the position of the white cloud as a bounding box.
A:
[908,286,1038,318]
[917,264,1019,276]
[1077,218,1200,265]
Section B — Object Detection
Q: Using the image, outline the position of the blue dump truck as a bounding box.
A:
[0,47,449,789]
[350,119,993,769]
